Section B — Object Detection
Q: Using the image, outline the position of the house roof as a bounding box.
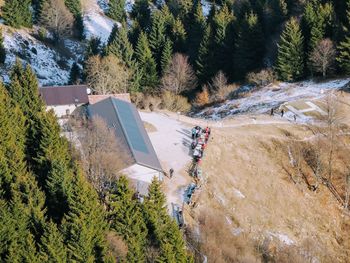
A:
[39,85,89,106]
[88,94,131,104]
[88,97,163,172]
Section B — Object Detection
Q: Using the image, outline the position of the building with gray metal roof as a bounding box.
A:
[88,97,163,194]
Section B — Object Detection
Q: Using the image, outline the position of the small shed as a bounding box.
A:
[88,97,163,195]
[39,85,89,118]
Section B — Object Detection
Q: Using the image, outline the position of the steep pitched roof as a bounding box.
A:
[88,97,163,172]
[39,85,89,106]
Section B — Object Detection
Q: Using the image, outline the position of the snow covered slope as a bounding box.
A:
[195,78,350,120]
[84,0,118,44]
[0,27,84,86]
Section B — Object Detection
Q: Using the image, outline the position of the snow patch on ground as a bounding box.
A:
[233,188,245,199]
[267,231,295,245]
[1,28,83,85]
[196,79,350,121]
[83,1,119,44]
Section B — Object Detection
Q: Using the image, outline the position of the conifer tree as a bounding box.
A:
[135,31,159,90]
[2,0,33,28]
[149,10,167,74]
[170,17,187,52]
[337,4,350,74]
[107,176,148,262]
[65,0,85,39]
[62,169,109,262]
[107,25,142,91]
[161,38,173,75]
[108,0,126,22]
[0,29,6,65]
[187,1,207,64]
[195,25,211,83]
[276,18,305,81]
[6,61,45,166]
[209,4,234,78]
[39,221,68,262]
[131,0,152,29]
[68,62,81,85]
[234,12,265,79]
[144,179,190,262]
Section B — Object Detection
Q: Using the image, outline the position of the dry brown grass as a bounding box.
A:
[186,120,350,262]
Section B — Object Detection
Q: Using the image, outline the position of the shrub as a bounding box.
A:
[247,69,275,87]
[211,83,239,103]
[194,85,210,107]
[161,91,191,113]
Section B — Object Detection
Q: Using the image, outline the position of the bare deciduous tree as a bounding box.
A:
[78,116,131,195]
[161,53,197,95]
[85,55,131,95]
[211,71,228,92]
[40,0,74,43]
[309,39,336,78]
[323,93,342,182]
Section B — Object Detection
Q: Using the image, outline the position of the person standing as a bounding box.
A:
[281,109,285,117]
[169,168,174,178]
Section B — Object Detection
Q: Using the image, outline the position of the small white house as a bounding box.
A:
[88,97,164,195]
[39,85,89,118]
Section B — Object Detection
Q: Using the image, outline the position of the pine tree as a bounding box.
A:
[107,25,142,91]
[68,62,81,85]
[131,0,152,29]
[65,0,85,39]
[234,12,265,79]
[161,38,173,75]
[108,0,126,22]
[209,4,234,78]
[337,2,350,73]
[276,18,305,81]
[2,0,33,28]
[0,29,6,65]
[187,1,207,64]
[195,25,211,83]
[107,176,148,262]
[149,10,167,74]
[135,31,159,90]
[6,61,45,166]
[62,169,109,262]
[170,17,187,52]
[144,178,190,262]
[39,221,68,262]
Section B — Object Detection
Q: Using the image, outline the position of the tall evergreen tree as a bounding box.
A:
[107,176,148,262]
[39,221,68,262]
[135,31,159,90]
[209,4,235,78]
[161,38,173,75]
[131,0,152,29]
[62,169,109,262]
[276,18,305,81]
[149,10,167,74]
[170,17,187,52]
[187,1,207,65]
[234,12,265,79]
[108,0,126,22]
[65,0,85,39]
[2,0,33,28]
[337,1,350,73]
[144,179,190,262]
[68,62,81,85]
[195,25,211,83]
[107,25,142,91]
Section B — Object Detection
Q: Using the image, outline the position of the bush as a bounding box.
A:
[247,69,275,87]
[161,91,191,112]
[211,83,239,103]
[194,86,210,107]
